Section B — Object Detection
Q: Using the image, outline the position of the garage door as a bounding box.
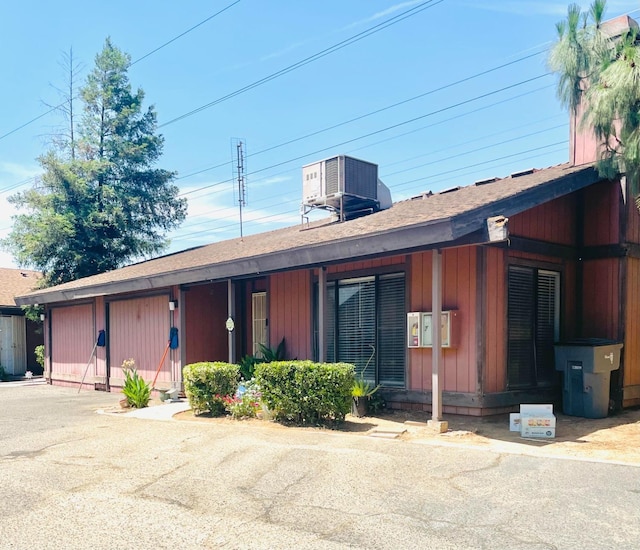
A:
[108,295,170,388]
[50,304,95,384]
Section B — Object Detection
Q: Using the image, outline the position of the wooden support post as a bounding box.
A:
[228,279,236,364]
[318,266,326,363]
[429,248,448,433]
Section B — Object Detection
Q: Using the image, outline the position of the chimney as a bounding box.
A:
[570,15,639,166]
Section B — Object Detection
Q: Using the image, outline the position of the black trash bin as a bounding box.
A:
[554,339,623,418]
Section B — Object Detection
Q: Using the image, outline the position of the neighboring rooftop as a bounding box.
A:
[16,162,601,305]
[0,268,42,307]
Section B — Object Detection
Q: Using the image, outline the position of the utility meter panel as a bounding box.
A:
[407,311,458,348]
[407,312,421,348]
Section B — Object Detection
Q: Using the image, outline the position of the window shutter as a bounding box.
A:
[378,273,405,387]
[507,266,535,388]
[337,278,376,379]
[535,271,559,384]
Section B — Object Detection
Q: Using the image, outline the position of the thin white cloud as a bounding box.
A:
[260,41,309,62]
[341,0,425,30]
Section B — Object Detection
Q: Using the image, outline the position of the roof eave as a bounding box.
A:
[16,217,457,305]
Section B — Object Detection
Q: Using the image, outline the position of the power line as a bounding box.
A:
[178,114,565,226]
[0,3,242,143]
[171,143,568,243]
[178,73,552,198]
[174,123,567,232]
[159,0,445,128]
[131,1,241,66]
[175,49,548,181]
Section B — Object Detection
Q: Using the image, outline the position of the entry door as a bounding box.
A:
[252,292,268,356]
[0,316,27,376]
[0,316,14,374]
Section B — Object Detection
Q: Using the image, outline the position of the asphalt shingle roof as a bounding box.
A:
[16,162,599,305]
[0,268,42,307]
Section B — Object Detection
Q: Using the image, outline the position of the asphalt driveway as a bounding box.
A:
[1,383,639,549]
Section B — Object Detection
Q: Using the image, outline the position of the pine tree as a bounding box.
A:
[5,39,187,285]
[549,0,640,203]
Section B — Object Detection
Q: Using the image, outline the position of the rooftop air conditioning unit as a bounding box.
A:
[302,155,382,213]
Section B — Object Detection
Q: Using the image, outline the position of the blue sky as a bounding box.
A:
[0,0,638,269]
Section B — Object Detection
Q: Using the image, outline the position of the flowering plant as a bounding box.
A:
[223,380,262,419]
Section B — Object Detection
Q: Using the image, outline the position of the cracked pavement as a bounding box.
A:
[1,384,639,549]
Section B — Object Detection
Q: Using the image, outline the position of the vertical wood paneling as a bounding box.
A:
[625,258,640,386]
[509,195,576,245]
[484,247,506,393]
[582,259,620,338]
[327,255,406,274]
[269,270,312,360]
[583,181,620,246]
[94,297,107,382]
[407,248,477,394]
[50,304,95,381]
[184,283,228,364]
[625,182,640,244]
[109,295,170,386]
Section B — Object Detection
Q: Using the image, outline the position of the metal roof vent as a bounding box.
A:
[510,168,535,178]
[474,177,499,186]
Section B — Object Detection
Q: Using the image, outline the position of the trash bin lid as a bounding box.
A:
[555,338,620,347]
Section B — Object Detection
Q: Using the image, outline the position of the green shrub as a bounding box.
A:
[122,367,151,408]
[255,360,355,424]
[0,365,6,381]
[183,361,239,416]
[35,345,45,369]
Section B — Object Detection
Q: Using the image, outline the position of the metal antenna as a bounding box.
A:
[231,138,247,239]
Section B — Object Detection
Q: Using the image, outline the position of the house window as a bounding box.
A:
[507,266,560,389]
[322,273,405,387]
[252,292,268,356]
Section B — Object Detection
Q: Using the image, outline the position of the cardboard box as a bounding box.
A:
[520,415,556,438]
[509,413,521,432]
[520,404,553,416]
[519,404,556,438]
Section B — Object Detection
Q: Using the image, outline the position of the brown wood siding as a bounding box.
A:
[408,248,477,394]
[484,246,506,393]
[108,295,170,386]
[328,255,406,274]
[269,270,311,360]
[184,283,228,365]
[509,194,576,245]
[625,182,640,244]
[50,303,95,382]
[582,258,620,338]
[624,258,640,388]
[583,181,620,246]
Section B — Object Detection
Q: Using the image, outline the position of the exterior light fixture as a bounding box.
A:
[169,300,178,311]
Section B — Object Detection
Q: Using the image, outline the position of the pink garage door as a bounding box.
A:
[50,304,95,384]
[108,295,170,388]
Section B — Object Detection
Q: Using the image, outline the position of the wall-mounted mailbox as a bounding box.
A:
[407,311,458,348]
